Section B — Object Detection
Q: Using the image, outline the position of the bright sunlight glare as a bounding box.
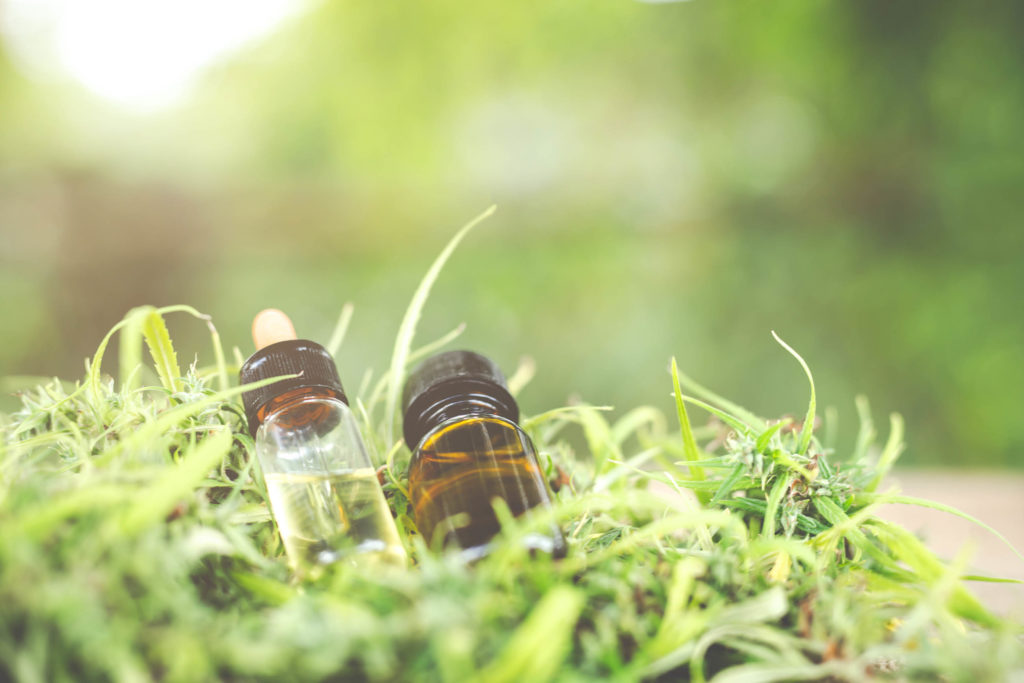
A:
[1,0,306,111]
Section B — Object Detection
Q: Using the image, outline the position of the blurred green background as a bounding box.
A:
[1,1,1021,466]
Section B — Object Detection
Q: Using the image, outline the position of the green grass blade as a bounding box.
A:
[593,447,661,492]
[870,521,1001,628]
[88,312,138,406]
[961,575,1023,584]
[656,556,705,641]
[505,355,535,397]
[520,404,613,431]
[118,306,147,392]
[18,484,135,535]
[771,331,815,455]
[717,586,789,625]
[141,309,183,395]
[673,367,765,430]
[575,402,618,476]
[851,395,876,463]
[325,302,355,358]
[711,464,746,504]
[812,496,896,570]
[865,413,904,492]
[383,205,495,446]
[408,323,468,367]
[203,315,229,392]
[676,589,791,682]
[117,429,233,535]
[857,493,1024,564]
[231,570,298,605]
[679,394,753,437]
[472,586,584,683]
[755,419,790,454]
[817,449,835,480]
[712,661,851,683]
[761,473,791,540]
[670,478,761,492]
[670,456,744,469]
[823,405,838,453]
[671,358,706,491]
[771,449,815,481]
[611,406,665,448]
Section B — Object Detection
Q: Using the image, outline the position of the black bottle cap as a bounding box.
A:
[239,339,347,436]
[402,350,519,450]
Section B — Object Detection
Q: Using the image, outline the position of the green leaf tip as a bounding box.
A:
[770,331,816,455]
[326,302,355,358]
[866,413,905,492]
[671,357,706,489]
[142,309,184,395]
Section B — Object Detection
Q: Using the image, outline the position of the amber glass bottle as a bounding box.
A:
[403,350,566,559]
[241,338,406,573]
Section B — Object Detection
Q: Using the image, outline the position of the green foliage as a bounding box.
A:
[1,228,1022,681]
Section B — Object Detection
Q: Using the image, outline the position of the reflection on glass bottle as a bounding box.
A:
[403,350,566,559]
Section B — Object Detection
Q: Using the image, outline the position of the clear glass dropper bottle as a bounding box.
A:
[240,309,406,573]
[403,350,566,560]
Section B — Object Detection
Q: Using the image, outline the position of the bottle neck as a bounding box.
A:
[420,392,508,427]
[405,382,519,450]
[255,386,345,432]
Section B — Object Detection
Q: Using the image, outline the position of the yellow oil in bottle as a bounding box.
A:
[263,468,406,573]
[409,416,565,557]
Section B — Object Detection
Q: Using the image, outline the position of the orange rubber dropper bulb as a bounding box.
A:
[252,308,298,350]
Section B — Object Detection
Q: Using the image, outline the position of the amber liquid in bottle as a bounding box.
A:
[409,415,566,558]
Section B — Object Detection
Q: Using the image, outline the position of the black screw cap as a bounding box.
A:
[239,339,346,436]
[401,350,518,449]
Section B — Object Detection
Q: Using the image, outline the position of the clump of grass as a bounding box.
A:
[1,212,1022,681]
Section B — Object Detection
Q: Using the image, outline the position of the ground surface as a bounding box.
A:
[880,470,1024,617]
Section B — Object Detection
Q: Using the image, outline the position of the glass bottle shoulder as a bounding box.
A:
[256,395,373,475]
[259,395,350,438]
[412,413,531,456]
